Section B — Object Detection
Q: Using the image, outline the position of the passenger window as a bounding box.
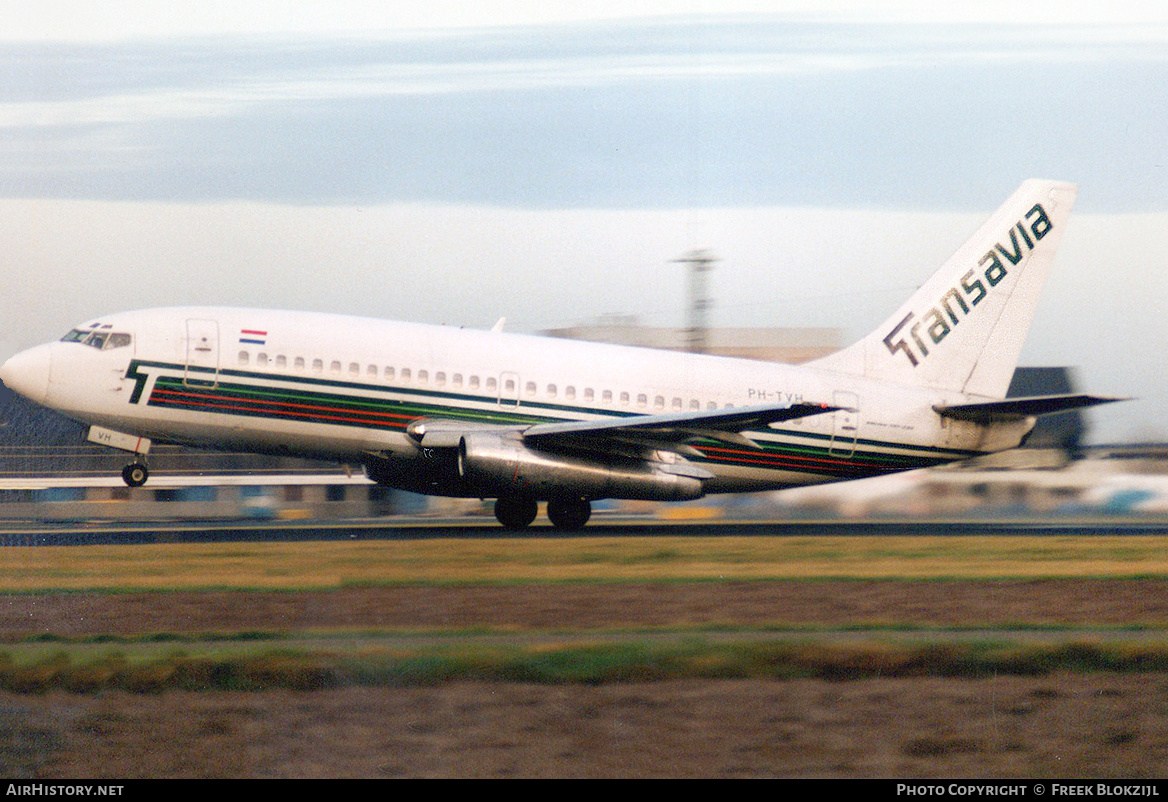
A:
[620,392,630,406]
[689,399,699,410]
[435,372,446,386]
[330,361,341,375]
[469,376,480,390]
[418,370,429,384]
[672,398,682,411]
[654,396,665,410]
[486,377,497,392]
[547,384,557,398]
[312,359,323,373]
[584,388,594,402]
[367,365,377,379]
[602,390,613,403]
[276,355,287,368]
[453,373,463,388]
[565,386,576,400]
[238,351,250,365]
[636,393,647,408]
[349,362,359,377]
[402,368,412,382]
[294,357,305,370]
[384,366,395,380]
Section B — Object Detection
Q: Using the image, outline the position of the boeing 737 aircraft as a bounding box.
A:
[0,180,1119,529]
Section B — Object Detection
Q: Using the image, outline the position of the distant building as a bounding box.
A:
[544,316,842,363]
[1008,366,1090,457]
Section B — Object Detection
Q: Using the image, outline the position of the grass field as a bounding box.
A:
[4,534,1168,592]
[4,639,1168,695]
[1,534,1168,692]
[6,533,1168,776]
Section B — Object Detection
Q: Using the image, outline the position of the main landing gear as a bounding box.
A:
[494,497,537,530]
[121,460,149,488]
[546,497,591,531]
[493,496,592,531]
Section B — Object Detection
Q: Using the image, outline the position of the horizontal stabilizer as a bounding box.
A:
[934,394,1125,422]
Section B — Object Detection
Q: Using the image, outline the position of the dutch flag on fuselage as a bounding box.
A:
[240,329,267,346]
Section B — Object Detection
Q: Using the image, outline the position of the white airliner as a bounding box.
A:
[0,180,1119,529]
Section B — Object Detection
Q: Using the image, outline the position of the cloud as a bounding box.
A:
[8,1,1168,41]
[0,19,1166,212]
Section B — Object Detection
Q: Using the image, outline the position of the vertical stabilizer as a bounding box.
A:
[810,180,1078,399]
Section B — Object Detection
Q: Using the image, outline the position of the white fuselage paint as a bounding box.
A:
[28,306,1031,496]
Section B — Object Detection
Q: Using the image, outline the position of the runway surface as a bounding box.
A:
[1,515,1167,545]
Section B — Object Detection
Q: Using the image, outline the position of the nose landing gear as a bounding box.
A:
[86,426,153,488]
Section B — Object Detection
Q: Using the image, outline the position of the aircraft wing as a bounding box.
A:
[934,394,1125,422]
[406,401,839,456]
[521,401,840,455]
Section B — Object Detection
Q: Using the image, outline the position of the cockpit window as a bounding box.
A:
[60,329,132,350]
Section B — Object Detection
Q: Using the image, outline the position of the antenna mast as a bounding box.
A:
[671,249,718,354]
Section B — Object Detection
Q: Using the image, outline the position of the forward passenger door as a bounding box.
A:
[184,319,220,388]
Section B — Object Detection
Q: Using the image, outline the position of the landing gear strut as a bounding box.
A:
[121,460,149,488]
[546,497,591,531]
[494,496,538,530]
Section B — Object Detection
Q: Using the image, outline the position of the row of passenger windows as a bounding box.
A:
[237,349,725,411]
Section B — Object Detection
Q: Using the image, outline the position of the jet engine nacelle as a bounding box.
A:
[457,432,706,501]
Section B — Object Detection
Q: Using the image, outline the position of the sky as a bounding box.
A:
[1,1,1167,442]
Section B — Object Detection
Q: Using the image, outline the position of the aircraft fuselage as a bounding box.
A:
[3,306,1026,498]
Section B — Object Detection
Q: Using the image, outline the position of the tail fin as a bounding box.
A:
[811,179,1078,399]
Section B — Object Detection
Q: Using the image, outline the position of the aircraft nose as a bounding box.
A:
[0,343,53,406]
